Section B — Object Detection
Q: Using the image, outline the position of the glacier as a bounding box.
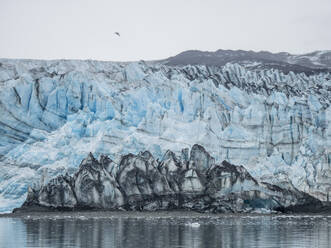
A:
[0,58,330,212]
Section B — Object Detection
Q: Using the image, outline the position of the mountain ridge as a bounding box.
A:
[160,49,331,75]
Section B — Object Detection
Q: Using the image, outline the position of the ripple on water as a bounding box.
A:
[2,213,331,248]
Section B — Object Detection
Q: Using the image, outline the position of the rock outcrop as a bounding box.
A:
[16,145,320,213]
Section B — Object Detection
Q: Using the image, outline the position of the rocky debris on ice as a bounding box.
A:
[15,145,321,214]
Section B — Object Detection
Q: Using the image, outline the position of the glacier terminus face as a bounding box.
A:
[0,58,330,212]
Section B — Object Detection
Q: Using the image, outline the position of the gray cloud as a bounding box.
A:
[0,0,330,61]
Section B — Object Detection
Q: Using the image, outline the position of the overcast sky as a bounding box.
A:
[1,0,330,61]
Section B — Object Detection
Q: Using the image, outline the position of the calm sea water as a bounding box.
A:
[1,213,331,248]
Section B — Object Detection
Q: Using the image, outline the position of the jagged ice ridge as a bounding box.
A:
[16,145,319,213]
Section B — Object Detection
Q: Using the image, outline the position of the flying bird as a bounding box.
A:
[114,32,120,37]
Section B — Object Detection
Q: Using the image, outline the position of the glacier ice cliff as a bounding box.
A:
[0,58,330,212]
[15,145,320,213]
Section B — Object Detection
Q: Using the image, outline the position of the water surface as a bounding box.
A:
[1,212,331,248]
